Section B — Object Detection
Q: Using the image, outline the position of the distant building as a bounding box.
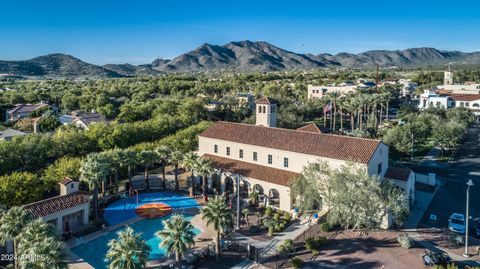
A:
[418,89,480,115]
[5,102,49,121]
[307,84,357,100]
[437,68,480,93]
[0,128,26,141]
[70,111,109,129]
[236,93,256,109]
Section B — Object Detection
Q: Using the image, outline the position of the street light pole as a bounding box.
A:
[236,174,240,230]
[463,179,474,257]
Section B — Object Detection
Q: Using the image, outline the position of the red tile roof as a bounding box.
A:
[256,97,278,105]
[448,94,480,102]
[60,177,74,185]
[385,167,412,182]
[200,122,382,164]
[296,123,331,134]
[23,192,90,218]
[202,154,299,186]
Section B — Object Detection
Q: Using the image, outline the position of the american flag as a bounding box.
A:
[323,102,332,113]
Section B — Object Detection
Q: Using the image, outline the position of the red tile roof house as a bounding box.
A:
[197,97,415,228]
[23,178,90,235]
[5,102,49,121]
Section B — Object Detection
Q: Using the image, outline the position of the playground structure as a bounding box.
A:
[129,188,139,204]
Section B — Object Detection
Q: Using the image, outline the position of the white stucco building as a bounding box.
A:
[198,97,414,213]
[418,89,480,115]
[23,178,90,234]
[307,84,357,100]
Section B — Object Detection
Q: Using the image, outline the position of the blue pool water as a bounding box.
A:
[103,192,200,226]
[72,215,201,269]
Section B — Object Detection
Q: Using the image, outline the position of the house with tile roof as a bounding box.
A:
[197,97,411,214]
[419,89,480,115]
[5,102,49,121]
[23,178,90,234]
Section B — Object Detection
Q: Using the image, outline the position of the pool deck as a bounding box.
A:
[65,195,215,269]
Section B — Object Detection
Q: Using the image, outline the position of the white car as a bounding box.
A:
[448,213,466,234]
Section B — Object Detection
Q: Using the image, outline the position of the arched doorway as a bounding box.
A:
[225,177,235,194]
[239,179,249,199]
[268,188,280,208]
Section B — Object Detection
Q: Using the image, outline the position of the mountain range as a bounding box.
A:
[1,40,480,78]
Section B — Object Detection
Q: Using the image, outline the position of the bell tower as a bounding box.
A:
[444,65,453,85]
[255,97,277,128]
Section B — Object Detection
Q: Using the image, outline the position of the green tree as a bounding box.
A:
[105,227,151,269]
[0,207,31,269]
[201,196,233,258]
[17,219,66,269]
[37,115,61,132]
[195,158,214,202]
[121,149,139,189]
[169,150,183,192]
[156,214,196,268]
[42,156,82,190]
[138,150,157,190]
[155,146,170,190]
[0,172,44,208]
[80,153,109,221]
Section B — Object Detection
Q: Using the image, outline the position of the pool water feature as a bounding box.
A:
[71,215,201,269]
[103,192,199,226]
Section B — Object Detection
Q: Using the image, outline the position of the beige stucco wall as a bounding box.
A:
[41,203,89,234]
[199,136,388,177]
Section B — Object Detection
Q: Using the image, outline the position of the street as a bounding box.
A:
[418,127,480,230]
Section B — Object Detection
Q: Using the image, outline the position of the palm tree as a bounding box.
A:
[105,227,151,269]
[17,219,66,269]
[106,149,123,194]
[201,196,233,259]
[382,92,392,121]
[337,96,346,131]
[169,150,183,192]
[181,152,199,196]
[80,153,109,221]
[121,149,139,189]
[138,150,157,190]
[194,158,214,202]
[326,92,341,131]
[155,145,171,190]
[0,207,31,269]
[156,214,196,268]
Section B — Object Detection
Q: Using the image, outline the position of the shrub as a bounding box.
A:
[397,233,414,249]
[274,213,281,221]
[305,238,320,256]
[283,212,291,222]
[290,257,303,268]
[320,222,331,232]
[268,226,274,237]
[264,207,273,217]
[317,236,328,246]
[249,225,259,233]
[277,239,294,254]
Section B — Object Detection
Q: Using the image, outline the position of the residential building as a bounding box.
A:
[197,97,414,217]
[0,128,26,141]
[23,178,90,234]
[70,111,109,129]
[436,69,480,93]
[307,84,357,100]
[418,89,480,115]
[5,102,49,121]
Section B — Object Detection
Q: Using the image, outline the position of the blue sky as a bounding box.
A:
[1,0,480,65]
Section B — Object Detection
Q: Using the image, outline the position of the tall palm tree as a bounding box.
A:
[169,150,183,192]
[106,149,123,194]
[181,152,199,196]
[201,196,233,259]
[195,158,214,202]
[105,227,151,269]
[121,149,139,189]
[355,94,367,130]
[138,150,157,190]
[156,214,196,269]
[80,153,109,221]
[17,219,66,269]
[326,92,341,131]
[155,145,171,190]
[0,207,31,269]
[382,92,392,121]
[337,96,346,131]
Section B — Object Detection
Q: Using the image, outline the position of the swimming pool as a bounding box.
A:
[72,192,201,269]
[103,192,200,226]
[72,215,201,269]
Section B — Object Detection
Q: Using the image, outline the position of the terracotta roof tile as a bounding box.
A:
[296,123,331,134]
[255,97,278,105]
[60,177,74,185]
[385,167,412,181]
[23,192,90,218]
[448,94,480,102]
[202,154,299,186]
[200,122,382,164]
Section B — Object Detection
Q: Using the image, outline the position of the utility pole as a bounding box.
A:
[376,64,379,91]
[464,179,474,257]
[411,131,414,161]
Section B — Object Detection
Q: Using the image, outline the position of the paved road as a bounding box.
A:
[418,127,480,230]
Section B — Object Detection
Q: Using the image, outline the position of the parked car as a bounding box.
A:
[422,249,452,266]
[448,213,466,234]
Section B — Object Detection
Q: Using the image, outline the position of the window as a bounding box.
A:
[262,106,266,113]
[253,152,258,161]
[283,157,289,168]
[377,162,383,174]
[258,106,262,113]
[71,184,74,189]
[460,102,464,107]
[436,101,441,107]
[239,149,244,158]
[226,147,230,156]
[466,102,470,107]
[214,144,218,153]
[268,154,273,164]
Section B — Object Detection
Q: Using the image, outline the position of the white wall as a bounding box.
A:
[307,85,357,100]
[41,203,89,234]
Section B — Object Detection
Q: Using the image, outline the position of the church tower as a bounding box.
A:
[444,65,453,85]
[255,97,277,128]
